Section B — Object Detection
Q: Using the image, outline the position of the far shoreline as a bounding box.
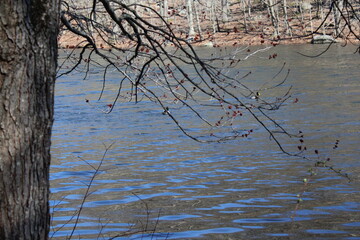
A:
[58,31,356,50]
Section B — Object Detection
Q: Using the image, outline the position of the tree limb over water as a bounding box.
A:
[59,0,299,155]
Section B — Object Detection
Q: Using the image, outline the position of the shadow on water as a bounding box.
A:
[50,44,360,239]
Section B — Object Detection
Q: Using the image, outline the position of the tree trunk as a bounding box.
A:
[221,0,229,23]
[194,0,203,39]
[187,0,196,36]
[160,0,169,20]
[209,0,217,33]
[320,1,326,34]
[267,0,280,38]
[283,0,293,37]
[0,0,59,239]
[333,0,343,36]
[242,0,249,33]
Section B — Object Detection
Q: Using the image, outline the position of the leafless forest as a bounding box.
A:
[60,0,360,48]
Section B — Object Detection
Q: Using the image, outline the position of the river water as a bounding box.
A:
[50,44,360,239]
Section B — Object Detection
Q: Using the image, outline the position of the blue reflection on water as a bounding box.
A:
[306,229,348,234]
[116,227,244,240]
[155,214,201,220]
[316,202,360,212]
[234,217,311,223]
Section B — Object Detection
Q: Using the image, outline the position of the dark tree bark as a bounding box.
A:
[0,1,59,239]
